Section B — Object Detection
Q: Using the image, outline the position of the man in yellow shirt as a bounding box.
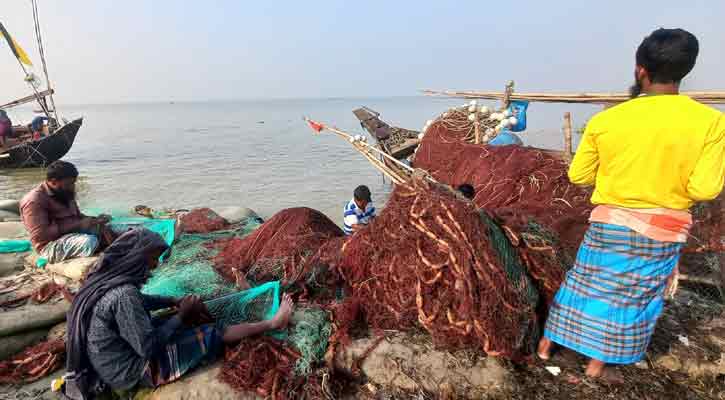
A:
[537,28,724,382]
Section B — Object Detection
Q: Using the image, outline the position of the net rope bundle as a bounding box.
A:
[0,339,65,384]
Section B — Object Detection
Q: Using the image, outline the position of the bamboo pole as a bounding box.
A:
[304,117,416,174]
[423,89,725,104]
[0,89,54,109]
[563,112,573,162]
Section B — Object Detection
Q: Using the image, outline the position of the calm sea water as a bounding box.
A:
[1,97,602,222]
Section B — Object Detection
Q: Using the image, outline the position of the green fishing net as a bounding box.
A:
[205,281,281,329]
[287,307,332,375]
[479,211,540,308]
[142,221,260,299]
[523,220,574,271]
[142,230,237,300]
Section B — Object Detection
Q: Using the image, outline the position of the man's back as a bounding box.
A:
[569,95,724,210]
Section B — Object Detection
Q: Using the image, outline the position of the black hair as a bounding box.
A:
[636,28,699,84]
[457,184,475,200]
[46,160,79,181]
[353,185,372,202]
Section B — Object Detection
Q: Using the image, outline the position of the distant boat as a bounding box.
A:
[0,2,82,168]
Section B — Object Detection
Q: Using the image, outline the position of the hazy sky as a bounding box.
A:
[2,1,724,105]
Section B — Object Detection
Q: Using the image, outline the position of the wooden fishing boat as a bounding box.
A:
[1,3,82,169]
[353,107,420,160]
[0,116,82,168]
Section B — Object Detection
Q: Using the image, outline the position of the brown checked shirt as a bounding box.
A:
[19,182,83,251]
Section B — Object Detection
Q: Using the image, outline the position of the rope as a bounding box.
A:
[31,0,59,123]
[15,58,50,118]
[305,117,437,185]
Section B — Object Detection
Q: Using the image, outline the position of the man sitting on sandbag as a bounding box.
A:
[20,161,111,263]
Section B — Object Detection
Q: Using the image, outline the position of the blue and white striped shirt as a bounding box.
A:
[342,199,376,235]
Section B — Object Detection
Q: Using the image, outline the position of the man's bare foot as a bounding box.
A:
[537,337,554,360]
[232,268,251,290]
[585,359,624,384]
[270,293,294,330]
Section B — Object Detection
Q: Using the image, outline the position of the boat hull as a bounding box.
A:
[352,107,420,159]
[0,118,82,168]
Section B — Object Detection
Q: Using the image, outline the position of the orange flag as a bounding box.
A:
[306,119,325,133]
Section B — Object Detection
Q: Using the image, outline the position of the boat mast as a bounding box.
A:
[30,0,59,123]
[0,20,51,120]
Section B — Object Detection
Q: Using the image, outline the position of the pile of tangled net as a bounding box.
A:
[0,339,65,384]
[213,207,344,292]
[179,208,229,234]
[331,177,563,358]
[413,112,593,256]
[220,337,335,400]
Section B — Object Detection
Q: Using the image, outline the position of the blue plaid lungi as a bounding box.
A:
[140,324,224,388]
[544,223,682,364]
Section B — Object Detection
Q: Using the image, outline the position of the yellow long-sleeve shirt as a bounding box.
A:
[569,95,724,210]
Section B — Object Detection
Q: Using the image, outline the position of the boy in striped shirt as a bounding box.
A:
[343,185,376,235]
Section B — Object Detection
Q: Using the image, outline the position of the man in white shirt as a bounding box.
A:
[342,185,376,235]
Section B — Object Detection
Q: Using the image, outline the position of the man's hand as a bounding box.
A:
[351,221,370,233]
[177,295,213,325]
[96,214,111,225]
[78,217,98,231]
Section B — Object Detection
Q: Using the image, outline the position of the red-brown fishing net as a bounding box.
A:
[688,195,724,253]
[681,194,724,285]
[413,118,594,256]
[213,207,344,288]
[0,282,72,308]
[220,337,329,399]
[0,339,65,384]
[179,208,229,234]
[331,177,550,358]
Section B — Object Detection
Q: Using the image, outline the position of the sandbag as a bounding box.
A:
[215,206,263,225]
[0,300,70,337]
[46,321,67,342]
[0,211,21,222]
[0,252,26,277]
[46,256,98,282]
[0,222,27,240]
[0,328,49,361]
[144,364,254,400]
[0,200,20,214]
